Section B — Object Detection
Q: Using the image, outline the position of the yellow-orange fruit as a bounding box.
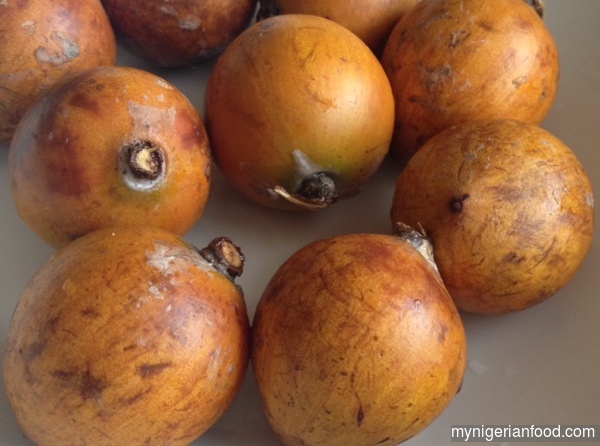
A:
[0,0,116,145]
[381,0,559,163]
[204,14,395,211]
[391,119,595,314]
[3,226,250,446]
[101,0,257,67]
[259,0,419,56]
[9,66,211,248]
[252,232,467,445]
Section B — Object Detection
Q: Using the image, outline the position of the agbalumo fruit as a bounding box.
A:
[9,66,211,248]
[3,226,249,446]
[101,0,258,67]
[381,0,559,163]
[391,119,595,314]
[204,14,395,211]
[252,232,467,445]
[0,0,116,145]
[257,0,419,56]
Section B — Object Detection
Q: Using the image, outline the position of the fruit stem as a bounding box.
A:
[119,140,166,191]
[199,237,245,282]
[272,173,338,211]
[393,222,439,272]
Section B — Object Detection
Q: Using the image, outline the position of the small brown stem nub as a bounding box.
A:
[523,0,545,18]
[199,237,245,282]
[127,141,164,180]
[273,172,338,211]
[394,222,439,272]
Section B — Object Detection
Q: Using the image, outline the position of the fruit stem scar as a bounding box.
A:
[394,222,439,272]
[198,237,245,282]
[449,194,470,214]
[119,140,166,191]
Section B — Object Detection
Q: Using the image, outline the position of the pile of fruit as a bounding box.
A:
[1,0,594,445]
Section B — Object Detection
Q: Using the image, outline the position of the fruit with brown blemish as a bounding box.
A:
[251,232,467,445]
[9,66,211,248]
[391,119,595,314]
[101,0,257,67]
[204,14,395,211]
[0,0,117,145]
[3,226,250,446]
[381,0,559,164]
[256,0,419,56]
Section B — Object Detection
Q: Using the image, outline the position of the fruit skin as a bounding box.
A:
[0,0,116,145]
[391,119,595,314]
[204,14,395,211]
[260,0,418,56]
[9,66,211,249]
[3,226,250,446]
[381,0,559,164]
[252,233,467,445]
[101,0,257,67]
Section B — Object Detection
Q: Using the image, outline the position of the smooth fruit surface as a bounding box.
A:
[381,0,559,163]
[261,0,418,56]
[9,66,211,248]
[0,0,116,145]
[391,119,595,313]
[3,226,250,446]
[252,233,467,445]
[101,0,257,67]
[204,14,395,210]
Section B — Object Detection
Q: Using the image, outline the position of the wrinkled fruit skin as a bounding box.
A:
[3,226,250,446]
[9,66,211,248]
[101,0,257,67]
[381,0,559,164]
[204,14,395,210]
[252,233,467,445]
[271,0,418,56]
[0,0,116,145]
[391,119,595,314]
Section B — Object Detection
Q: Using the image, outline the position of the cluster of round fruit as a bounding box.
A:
[1,0,594,446]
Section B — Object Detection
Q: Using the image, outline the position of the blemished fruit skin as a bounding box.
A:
[381,0,559,164]
[252,233,467,446]
[3,226,250,446]
[204,14,395,211]
[264,0,419,56]
[0,0,117,145]
[100,0,257,67]
[9,66,211,249]
[391,119,595,314]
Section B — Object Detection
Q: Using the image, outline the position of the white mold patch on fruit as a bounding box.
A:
[35,32,80,66]
[0,0,8,7]
[179,17,200,31]
[128,100,175,131]
[21,20,36,34]
[146,241,215,280]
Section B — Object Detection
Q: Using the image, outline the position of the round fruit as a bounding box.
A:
[252,232,467,445]
[391,119,595,314]
[101,0,257,67]
[204,14,395,211]
[381,0,559,163]
[0,0,116,145]
[9,66,211,248]
[257,0,419,56]
[3,226,250,446]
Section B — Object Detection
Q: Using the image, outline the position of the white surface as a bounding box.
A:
[1,1,599,444]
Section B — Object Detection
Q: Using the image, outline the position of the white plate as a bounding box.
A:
[1,1,599,444]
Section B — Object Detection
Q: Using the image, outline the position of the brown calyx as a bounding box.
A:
[199,237,245,282]
[126,141,164,180]
[273,172,338,211]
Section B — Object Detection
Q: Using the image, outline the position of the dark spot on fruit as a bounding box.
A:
[80,370,109,400]
[80,308,100,319]
[23,342,46,362]
[503,252,526,264]
[137,362,173,378]
[449,194,470,213]
[438,324,449,343]
[69,91,101,115]
[357,404,365,426]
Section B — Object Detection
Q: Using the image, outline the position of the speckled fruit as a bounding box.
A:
[101,0,257,67]
[0,0,116,145]
[204,14,395,211]
[381,0,559,163]
[391,119,595,314]
[9,66,211,248]
[252,232,467,445]
[3,226,250,446]
[258,0,419,56]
